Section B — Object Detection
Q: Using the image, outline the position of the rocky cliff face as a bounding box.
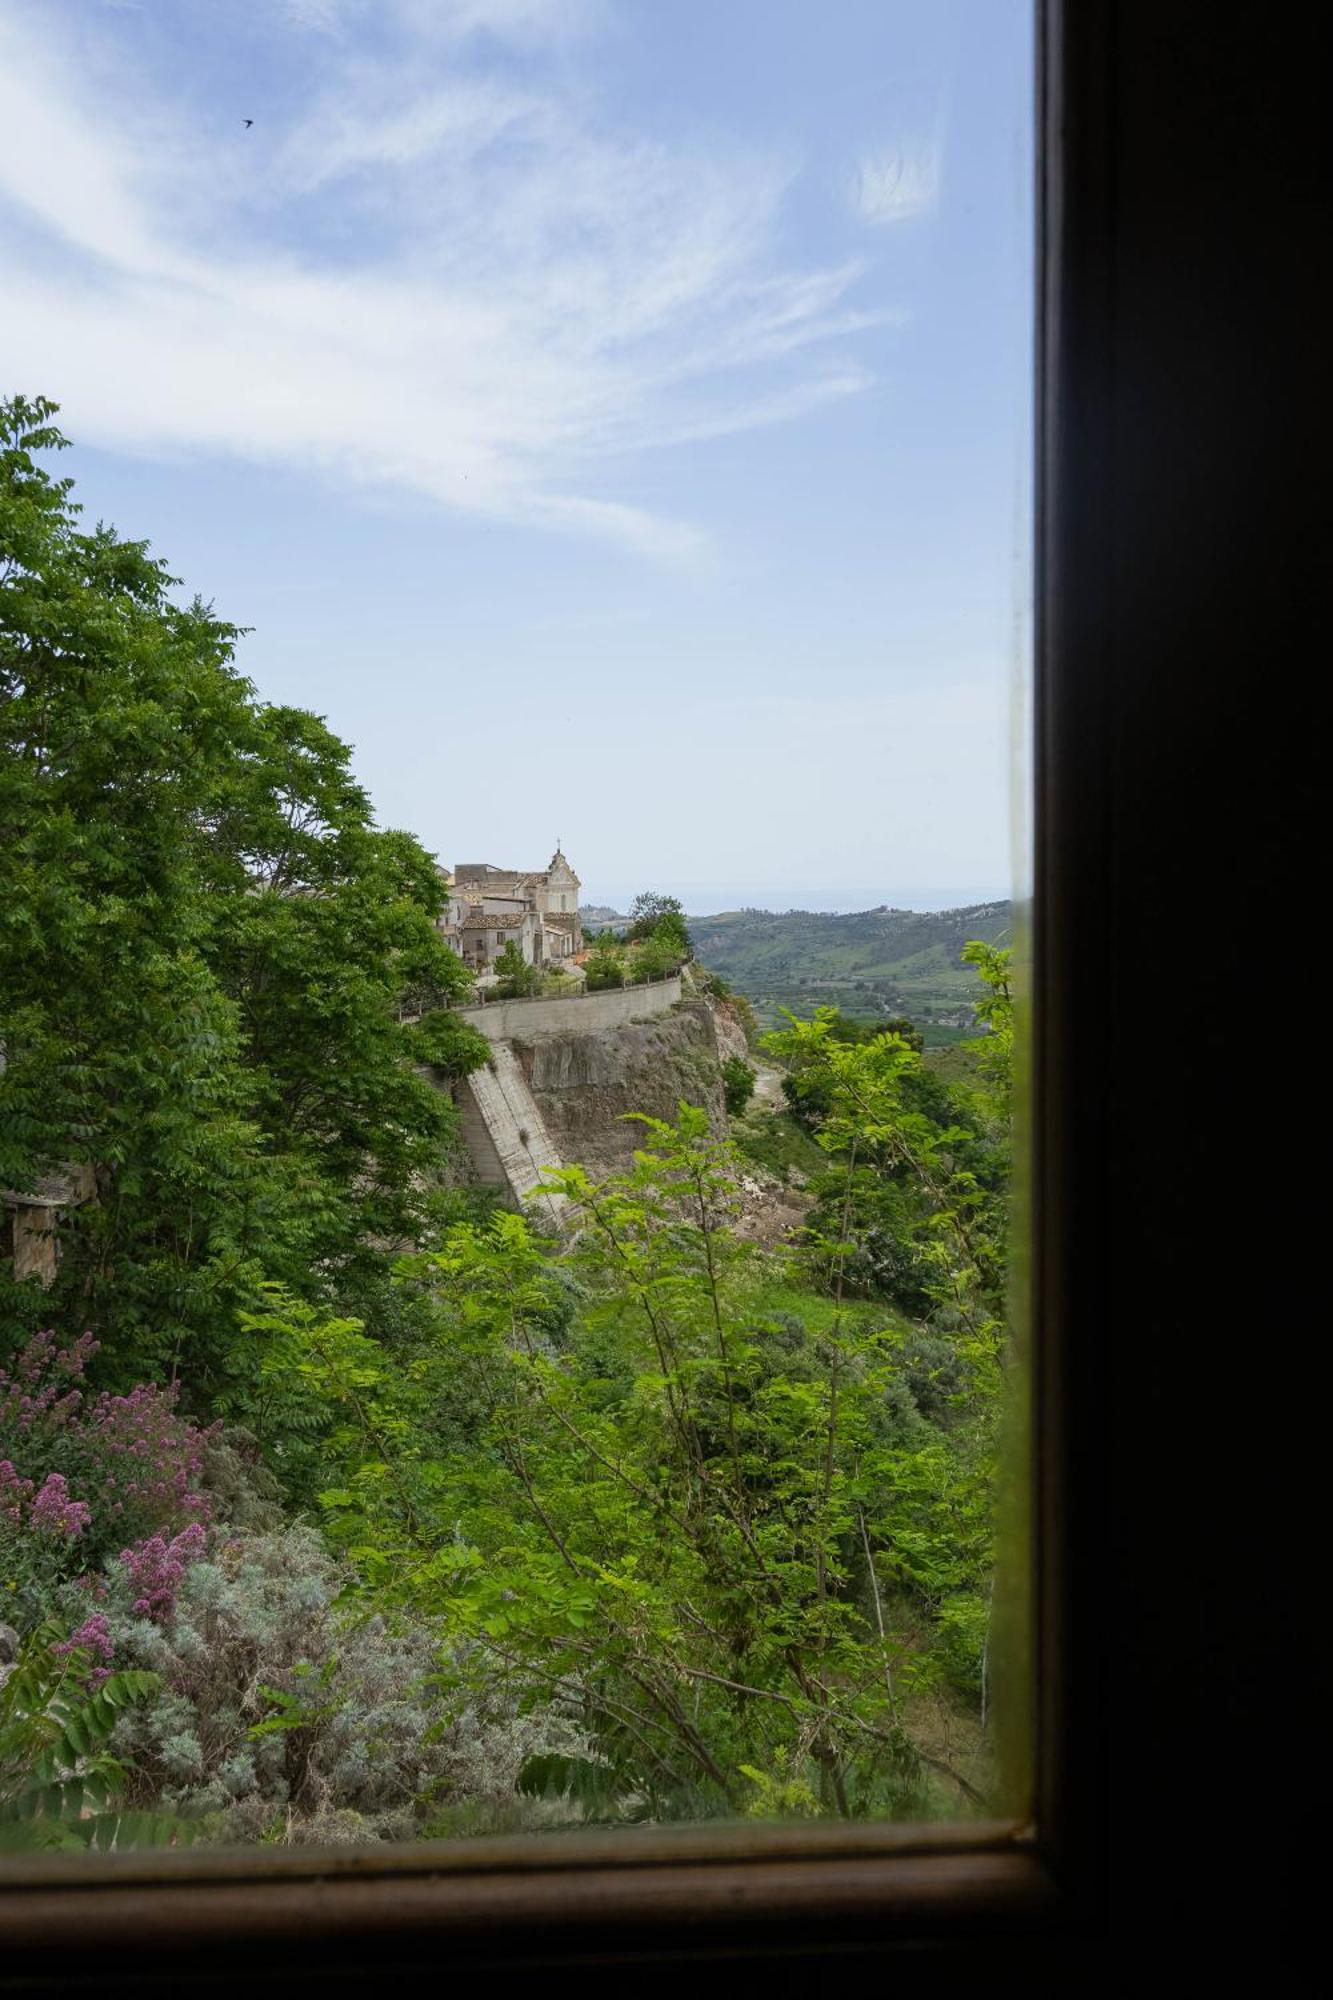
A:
[705,994,752,1067]
[512,998,726,1177]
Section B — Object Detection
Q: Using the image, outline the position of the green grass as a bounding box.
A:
[919,1023,978,1049]
[731,1106,828,1183]
[922,1041,988,1087]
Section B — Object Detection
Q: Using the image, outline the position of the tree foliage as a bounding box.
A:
[722,1055,757,1116]
[626,892,692,960]
[0,1624,164,1849]
[583,934,627,991]
[273,1105,998,1822]
[493,940,539,998]
[0,397,469,1379]
[1,397,1015,1840]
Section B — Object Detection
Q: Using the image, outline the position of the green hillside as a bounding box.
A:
[691,901,1013,1037]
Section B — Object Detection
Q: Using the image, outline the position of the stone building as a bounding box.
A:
[439,847,583,977]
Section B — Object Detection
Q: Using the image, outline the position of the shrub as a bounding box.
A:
[625,894,692,958]
[493,941,539,998]
[0,1333,216,1622]
[626,935,678,981]
[721,1055,757,1116]
[583,938,626,991]
[79,1524,588,1842]
[1,1462,95,1616]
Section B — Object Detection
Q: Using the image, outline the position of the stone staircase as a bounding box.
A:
[456,1041,568,1228]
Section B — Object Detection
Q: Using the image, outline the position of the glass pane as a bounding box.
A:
[1,0,1031,1850]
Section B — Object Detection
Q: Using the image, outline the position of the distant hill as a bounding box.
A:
[688,902,1013,1038]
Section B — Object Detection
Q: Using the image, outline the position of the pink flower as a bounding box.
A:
[54,1611,115,1678]
[29,1471,92,1537]
[120,1521,207,1620]
[0,1457,35,1527]
[0,1331,95,1434]
[2,1331,216,1556]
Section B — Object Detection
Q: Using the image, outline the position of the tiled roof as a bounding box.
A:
[462,910,527,931]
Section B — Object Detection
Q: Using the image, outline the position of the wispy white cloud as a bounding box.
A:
[851,142,941,226]
[281,0,600,44]
[0,1,891,559]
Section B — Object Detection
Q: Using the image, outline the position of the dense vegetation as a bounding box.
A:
[0,397,483,1390]
[2,401,1015,1849]
[583,908,691,991]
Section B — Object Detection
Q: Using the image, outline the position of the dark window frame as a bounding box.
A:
[0,1,1309,1977]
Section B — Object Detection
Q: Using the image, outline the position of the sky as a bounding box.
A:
[0,0,1032,913]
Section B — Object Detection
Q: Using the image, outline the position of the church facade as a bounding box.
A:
[440,847,583,976]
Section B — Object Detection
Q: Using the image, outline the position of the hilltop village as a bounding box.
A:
[439,847,584,979]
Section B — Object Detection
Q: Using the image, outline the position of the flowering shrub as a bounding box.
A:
[1,1463,94,1616]
[54,1612,115,1668]
[0,1332,97,1441]
[0,1332,215,1625]
[77,1525,587,1844]
[2,1462,92,1538]
[1,1332,216,1532]
[86,1383,213,1539]
[50,1611,117,1689]
[120,1524,207,1619]
[3,1339,585,1842]
[28,1473,92,1538]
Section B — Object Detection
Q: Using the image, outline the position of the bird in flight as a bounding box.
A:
[243,118,254,128]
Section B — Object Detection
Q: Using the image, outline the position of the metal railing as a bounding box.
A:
[397,968,684,1025]
[457,969,682,1012]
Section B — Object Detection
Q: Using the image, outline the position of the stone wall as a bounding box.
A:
[454,1042,568,1228]
[457,975,682,1043]
[446,977,723,1199]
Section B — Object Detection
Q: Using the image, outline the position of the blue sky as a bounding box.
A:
[0,0,1031,912]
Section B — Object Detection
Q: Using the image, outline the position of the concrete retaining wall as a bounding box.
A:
[455,1042,568,1228]
[458,974,681,1043]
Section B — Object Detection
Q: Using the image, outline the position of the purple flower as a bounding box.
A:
[2,1333,218,1554]
[0,1457,35,1527]
[29,1471,92,1537]
[120,1521,207,1620]
[54,1611,115,1678]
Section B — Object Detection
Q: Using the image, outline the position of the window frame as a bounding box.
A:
[1,0,1299,1974]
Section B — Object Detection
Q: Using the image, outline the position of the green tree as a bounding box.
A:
[493,940,539,998]
[408,1010,491,1080]
[201,702,471,1311]
[295,1110,990,1823]
[765,997,1007,1331]
[626,892,692,958]
[960,941,1013,1101]
[761,950,1014,1704]
[1,395,291,1364]
[0,396,470,1379]
[583,935,626,991]
[626,933,678,980]
[721,1055,757,1116]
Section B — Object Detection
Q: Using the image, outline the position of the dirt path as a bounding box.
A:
[750,1059,787,1112]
